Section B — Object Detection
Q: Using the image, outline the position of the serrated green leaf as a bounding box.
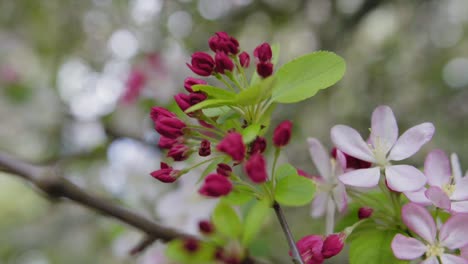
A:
[271,51,345,103]
[242,199,271,246]
[349,228,408,264]
[165,240,216,264]
[275,163,298,181]
[212,202,243,238]
[242,124,261,144]
[274,174,316,207]
[192,85,236,99]
[185,99,236,113]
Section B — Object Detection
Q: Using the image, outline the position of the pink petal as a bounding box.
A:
[440,254,468,264]
[391,234,426,260]
[451,153,463,183]
[331,125,375,163]
[451,201,468,213]
[332,182,348,213]
[385,165,427,192]
[335,149,347,173]
[370,105,398,154]
[311,192,329,218]
[307,138,331,180]
[401,203,437,244]
[420,257,438,264]
[452,177,468,200]
[338,167,380,188]
[388,123,435,161]
[425,186,451,210]
[440,214,468,249]
[461,244,468,259]
[404,188,431,205]
[424,149,451,187]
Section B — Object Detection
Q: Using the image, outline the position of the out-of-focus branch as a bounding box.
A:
[0,151,270,264]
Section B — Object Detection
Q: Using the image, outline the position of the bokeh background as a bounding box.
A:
[1,0,467,263]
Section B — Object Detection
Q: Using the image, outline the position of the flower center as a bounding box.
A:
[425,244,444,258]
[370,137,388,167]
[442,183,456,197]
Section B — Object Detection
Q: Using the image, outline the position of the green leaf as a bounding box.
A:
[197,156,226,183]
[212,202,243,238]
[222,185,254,206]
[217,108,241,124]
[192,85,236,99]
[349,228,408,264]
[242,199,271,246]
[242,124,261,144]
[274,174,316,206]
[250,43,280,86]
[235,77,274,106]
[271,51,345,103]
[202,106,231,117]
[257,103,277,133]
[275,163,298,181]
[165,240,217,264]
[185,99,235,113]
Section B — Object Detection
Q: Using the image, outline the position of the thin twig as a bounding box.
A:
[273,202,304,264]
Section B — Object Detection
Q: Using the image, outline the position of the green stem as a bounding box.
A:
[215,73,236,92]
[183,156,225,172]
[186,125,225,138]
[273,202,304,264]
[271,147,281,186]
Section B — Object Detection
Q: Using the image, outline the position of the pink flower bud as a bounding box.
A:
[198,220,214,235]
[189,92,207,105]
[208,32,239,55]
[199,173,233,197]
[150,106,176,123]
[187,52,215,76]
[215,52,234,74]
[121,69,147,104]
[199,140,211,157]
[358,207,373,219]
[322,233,345,259]
[155,117,186,139]
[249,136,266,154]
[167,144,191,161]
[150,162,180,183]
[273,120,293,147]
[216,163,232,177]
[174,93,191,112]
[245,153,268,183]
[183,238,200,253]
[295,235,324,264]
[331,147,372,170]
[184,77,207,93]
[216,132,246,162]
[239,52,250,68]
[256,62,273,78]
[254,43,272,62]
[158,136,179,149]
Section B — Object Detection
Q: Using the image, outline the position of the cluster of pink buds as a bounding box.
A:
[294,233,346,264]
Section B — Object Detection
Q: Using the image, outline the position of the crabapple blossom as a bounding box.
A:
[391,203,468,263]
[405,150,468,212]
[307,138,347,234]
[331,105,434,192]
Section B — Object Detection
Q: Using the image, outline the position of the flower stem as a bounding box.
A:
[273,201,304,264]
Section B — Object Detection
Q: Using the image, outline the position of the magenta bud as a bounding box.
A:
[158,136,179,149]
[150,107,176,124]
[155,116,186,139]
[150,162,181,183]
[174,93,191,112]
[183,238,200,253]
[358,207,373,219]
[198,220,214,235]
[249,136,266,154]
[216,163,232,177]
[322,233,345,259]
[244,153,268,183]
[239,51,250,68]
[189,92,207,105]
[254,42,272,62]
[167,144,191,161]
[216,132,246,162]
[208,32,239,55]
[199,173,233,197]
[199,139,211,157]
[294,235,324,264]
[214,52,234,74]
[184,77,207,93]
[256,62,273,78]
[187,52,215,76]
[122,69,147,103]
[273,120,293,147]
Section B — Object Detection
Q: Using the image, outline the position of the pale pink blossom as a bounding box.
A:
[391,203,468,264]
[331,105,434,192]
[308,138,347,234]
[405,150,468,213]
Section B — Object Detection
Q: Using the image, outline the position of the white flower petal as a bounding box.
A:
[440,254,468,264]
[338,167,380,188]
[401,203,437,244]
[420,257,438,264]
[307,138,332,180]
[425,186,451,210]
[391,234,426,260]
[385,165,427,192]
[388,123,435,161]
[331,125,375,163]
[332,182,348,213]
[370,105,398,154]
[404,188,431,205]
[440,214,468,249]
[451,201,468,213]
[451,153,463,183]
[424,149,451,187]
[452,177,468,201]
[311,192,329,218]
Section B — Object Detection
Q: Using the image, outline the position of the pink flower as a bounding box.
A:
[214,52,234,74]
[239,52,250,68]
[405,150,468,213]
[257,62,273,78]
[322,233,345,259]
[273,120,293,147]
[150,162,181,183]
[199,174,233,197]
[216,132,246,162]
[391,203,468,263]
[295,235,324,264]
[184,77,207,93]
[331,105,434,192]
[208,32,239,55]
[187,52,215,76]
[244,153,268,183]
[308,138,348,234]
[254,43,272,62]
